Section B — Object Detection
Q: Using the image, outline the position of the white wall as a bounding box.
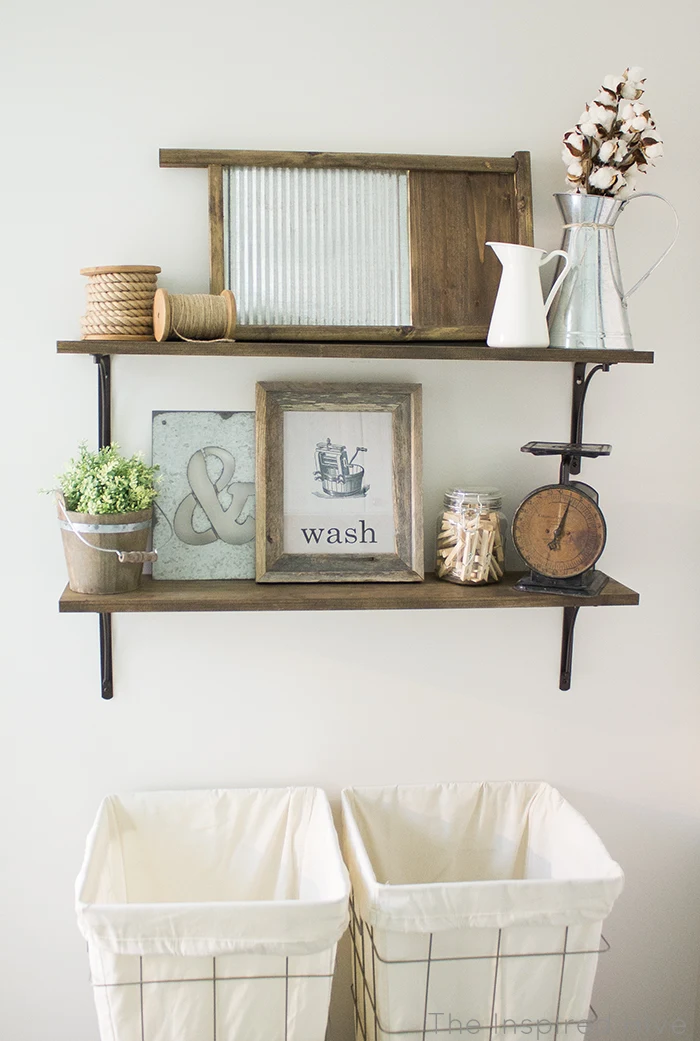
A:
[2,1,699,1038]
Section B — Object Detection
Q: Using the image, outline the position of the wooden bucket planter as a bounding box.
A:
[58,501,153,594]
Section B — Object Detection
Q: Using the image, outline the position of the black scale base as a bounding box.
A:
[515,569,610,597]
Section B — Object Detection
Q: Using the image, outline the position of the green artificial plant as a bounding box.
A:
[58,443,159,515]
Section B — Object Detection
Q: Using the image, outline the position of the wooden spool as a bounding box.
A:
[153,288,237,342]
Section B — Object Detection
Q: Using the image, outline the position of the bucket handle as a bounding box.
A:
[57,497,158,564]
[620,192,679,303]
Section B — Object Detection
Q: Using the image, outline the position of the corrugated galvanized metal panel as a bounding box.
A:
[224,166,410,326]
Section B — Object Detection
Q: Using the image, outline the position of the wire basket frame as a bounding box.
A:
[88,951,335,1041]
[349,897,609,1041]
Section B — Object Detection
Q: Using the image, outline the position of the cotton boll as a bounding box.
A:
[598,138,618,163]
[563,130,586,155]
[588,103,615,131]
[567,161,584,178]
[626,66,646,83]
[579,121,602,140]
[589,165,619,191]
[619,102,636,122]
[620,81,644,100]
[603,73,623,91]
[645,141,664,160]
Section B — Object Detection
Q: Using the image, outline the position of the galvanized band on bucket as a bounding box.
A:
[58,518,152,534]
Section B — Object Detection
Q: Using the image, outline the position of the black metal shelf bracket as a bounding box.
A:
[569,361,611,475]
[560,606,580,691]
[94,354,114,700]
[558,360,612,690]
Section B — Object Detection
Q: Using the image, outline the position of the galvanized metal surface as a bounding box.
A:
[152,411,256,580]
[547,193,632,351]
[224,166,411,326]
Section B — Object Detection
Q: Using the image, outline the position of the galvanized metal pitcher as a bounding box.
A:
[547,191,679,350]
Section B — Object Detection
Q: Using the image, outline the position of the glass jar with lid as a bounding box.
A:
[436,488,506,585]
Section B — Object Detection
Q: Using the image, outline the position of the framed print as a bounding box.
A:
[159,148,533,341]
[256,383,423,582]
[152,410,255,579]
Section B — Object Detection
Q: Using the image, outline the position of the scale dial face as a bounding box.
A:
[512,484,606,579]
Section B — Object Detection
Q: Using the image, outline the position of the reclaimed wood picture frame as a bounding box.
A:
[255,382,423,583]
[159,148,533,342]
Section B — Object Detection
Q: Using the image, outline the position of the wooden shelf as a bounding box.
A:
[57,340,654,364]
[59,571,639,614]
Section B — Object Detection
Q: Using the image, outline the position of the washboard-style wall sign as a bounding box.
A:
[159,149,533,342]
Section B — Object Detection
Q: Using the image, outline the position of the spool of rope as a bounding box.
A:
[153,288,237,342]
[81,265,161,340]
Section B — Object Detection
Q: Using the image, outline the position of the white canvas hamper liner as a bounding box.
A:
[341,782,624,1041]
[76,788,350,1041]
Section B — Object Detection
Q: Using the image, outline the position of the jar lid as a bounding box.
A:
[444,487,503,510]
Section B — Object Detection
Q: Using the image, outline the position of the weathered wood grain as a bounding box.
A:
[56,340,656,364]
[160,148,518,173]
[208,165,225,295]
[513,151,535,247]
[255,382,423,583]
[58,572,640,613]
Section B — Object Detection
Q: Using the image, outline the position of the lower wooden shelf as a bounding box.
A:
[59,571,639,614]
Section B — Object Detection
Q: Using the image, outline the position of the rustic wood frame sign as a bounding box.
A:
[256,382,423,583]
[159,149,533,342]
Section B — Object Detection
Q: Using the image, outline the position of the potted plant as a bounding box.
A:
[56,443,159,594]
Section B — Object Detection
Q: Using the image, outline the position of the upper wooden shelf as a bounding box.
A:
[57,340,654,364]
[59,571,639,614]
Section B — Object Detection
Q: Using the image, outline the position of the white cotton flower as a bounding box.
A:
[579,120,602,140]
[603,73,623,91]
[589,165,619,191]
[644,141,664,160]
[598,138,618,163]
[562,68,661,194]
[626,66,645,83]
[588,102,615,131]
[562,129,583,154]
[620,80,643,100]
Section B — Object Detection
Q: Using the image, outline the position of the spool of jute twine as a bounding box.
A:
[153,288,237,342]
[80,265,161,340]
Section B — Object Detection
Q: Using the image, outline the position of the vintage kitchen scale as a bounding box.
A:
[513,441,611,596]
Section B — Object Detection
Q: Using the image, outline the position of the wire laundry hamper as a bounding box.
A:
[76,788,350,1041]
[349,895,609,1039]
[87,946,337,1041]
[341,782,624,1041]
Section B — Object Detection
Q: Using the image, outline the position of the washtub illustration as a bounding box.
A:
[313,439,368,498]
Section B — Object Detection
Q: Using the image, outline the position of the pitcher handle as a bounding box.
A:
[541,250,571,315]
[620,192,679,303]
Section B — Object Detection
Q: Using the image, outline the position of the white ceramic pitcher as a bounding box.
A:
[486,242,571,348]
